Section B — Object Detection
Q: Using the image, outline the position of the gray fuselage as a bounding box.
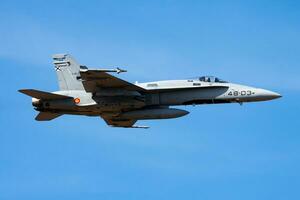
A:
[33,77,281,118]
[21,54,281,128]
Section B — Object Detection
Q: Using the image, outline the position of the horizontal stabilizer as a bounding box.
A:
[35,112,62,121]
[19,89,72,100]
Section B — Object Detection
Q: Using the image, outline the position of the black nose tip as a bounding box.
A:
[272,93,282,99]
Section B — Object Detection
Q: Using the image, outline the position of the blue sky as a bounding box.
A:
[0,0,299,199]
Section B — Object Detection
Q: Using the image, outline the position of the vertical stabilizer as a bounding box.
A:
[53,54,84,91]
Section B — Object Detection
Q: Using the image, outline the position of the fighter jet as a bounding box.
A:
[19,54,281,128]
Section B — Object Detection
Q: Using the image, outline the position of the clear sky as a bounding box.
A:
[0,0,300,199]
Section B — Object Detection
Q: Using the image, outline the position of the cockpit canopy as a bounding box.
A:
[199,76,228,83]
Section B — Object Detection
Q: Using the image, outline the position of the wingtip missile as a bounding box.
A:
[116,67,127,74]
[80,67,127,74]
[131,125,150,129]
[109,125,150,129]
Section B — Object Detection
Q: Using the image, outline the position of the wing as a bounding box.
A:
[102,117,137,128]
[80,69,147,93]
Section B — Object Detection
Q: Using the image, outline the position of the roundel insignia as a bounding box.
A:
[74,98,80,104]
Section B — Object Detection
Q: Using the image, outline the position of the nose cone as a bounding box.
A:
[258,89,282,101]
[269,91,282,100]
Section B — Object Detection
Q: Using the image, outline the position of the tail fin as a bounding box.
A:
[53,54,84,91]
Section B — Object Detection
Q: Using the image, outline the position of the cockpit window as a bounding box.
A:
[199,77,206,82]
[199,76,227,83]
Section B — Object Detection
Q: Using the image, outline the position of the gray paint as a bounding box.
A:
[19,54,282,128]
